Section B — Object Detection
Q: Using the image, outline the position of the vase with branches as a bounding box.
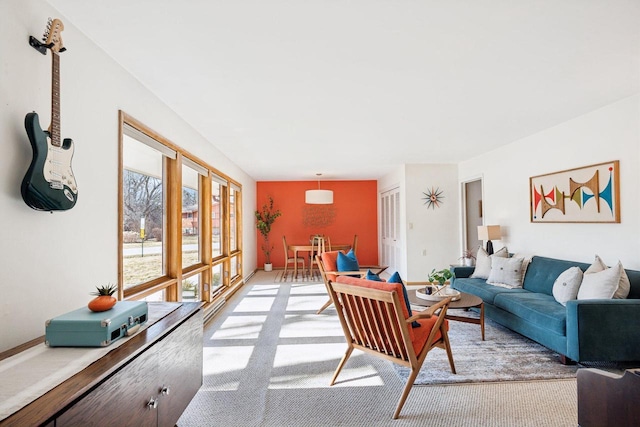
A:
[255,196,281,268]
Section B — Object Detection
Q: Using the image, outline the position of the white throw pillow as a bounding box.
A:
[470,246,508,280]
[577,262,622,300]
[552,267,583,306]
[513,252,533,284]
[585,255,630,299]
[487,256,525,289]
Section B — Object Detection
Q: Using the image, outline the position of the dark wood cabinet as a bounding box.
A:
[1,303,203,427]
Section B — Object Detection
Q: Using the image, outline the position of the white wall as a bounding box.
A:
[0,0,256,352]
[378,164,460,282]
[459,95,640,269]
[405,164,459,281]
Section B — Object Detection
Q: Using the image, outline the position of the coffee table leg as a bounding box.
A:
[480,302,485,341]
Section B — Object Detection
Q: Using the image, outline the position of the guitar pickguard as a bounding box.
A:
[21,112,77,211]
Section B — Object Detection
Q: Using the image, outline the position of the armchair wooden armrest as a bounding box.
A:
[324,270,367,277]
[406,297,451,323]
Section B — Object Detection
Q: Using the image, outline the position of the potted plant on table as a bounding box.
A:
[459,249,476,266]
[255,196,281,271]
[427,268,453,295]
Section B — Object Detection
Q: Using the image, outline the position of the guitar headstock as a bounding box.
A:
[42,18,65,53]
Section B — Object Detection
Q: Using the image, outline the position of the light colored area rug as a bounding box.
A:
[394,315,578,385]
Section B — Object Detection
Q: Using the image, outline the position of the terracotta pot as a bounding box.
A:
[88,296,117,312]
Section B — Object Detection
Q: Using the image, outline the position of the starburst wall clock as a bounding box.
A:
[422,187,444,209]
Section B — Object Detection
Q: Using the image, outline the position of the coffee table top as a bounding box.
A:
[408,288,482,309]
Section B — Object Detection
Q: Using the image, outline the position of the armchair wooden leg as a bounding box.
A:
[442,328,456,374]
[316,298,333,314]
[330,346,354,386]
[393,366,420,419]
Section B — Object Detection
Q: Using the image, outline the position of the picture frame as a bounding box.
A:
[529,160,620,223]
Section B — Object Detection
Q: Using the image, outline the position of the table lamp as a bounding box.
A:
[477,225,501,255]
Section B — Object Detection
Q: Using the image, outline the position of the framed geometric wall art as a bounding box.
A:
[530,160,620,223]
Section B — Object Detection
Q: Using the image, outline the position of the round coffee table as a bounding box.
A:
[408,289,485,340]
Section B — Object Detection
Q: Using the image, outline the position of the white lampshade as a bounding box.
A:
[305,189,333,204]
[477,225,501,241]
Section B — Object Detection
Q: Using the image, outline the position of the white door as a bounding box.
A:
[381,187,401,273]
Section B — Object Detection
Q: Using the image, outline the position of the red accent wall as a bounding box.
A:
[256,181,378,267]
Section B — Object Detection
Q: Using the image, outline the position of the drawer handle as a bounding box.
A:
[147,397,158,409]
[161,385,170,395]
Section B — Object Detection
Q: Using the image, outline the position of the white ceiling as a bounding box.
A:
[48,0,639,181]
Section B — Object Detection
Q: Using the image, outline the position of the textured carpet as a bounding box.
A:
[394,315,578,385]
[178,272,579,426]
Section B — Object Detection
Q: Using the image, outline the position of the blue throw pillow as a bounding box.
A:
[366,269,382,281]
[388,272,420,328]
[337,250,360,276]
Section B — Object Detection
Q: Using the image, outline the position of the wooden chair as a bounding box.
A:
[351,234,358,254]
[282,236,305,278]
[309,235,326,277]
[316,251,388,314]
[328,275,456,419]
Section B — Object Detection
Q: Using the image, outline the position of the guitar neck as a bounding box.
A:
[50,51,61,148]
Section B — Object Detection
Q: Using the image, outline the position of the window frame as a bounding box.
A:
[118,111,242,303]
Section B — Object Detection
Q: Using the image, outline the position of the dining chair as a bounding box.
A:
[328,275,456,419]
[351,234,358,254]
[282,236,305,279]
[309,235,326,277]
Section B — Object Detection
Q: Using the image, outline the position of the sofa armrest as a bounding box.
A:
[451,266,474,280]
[566,299,640,362]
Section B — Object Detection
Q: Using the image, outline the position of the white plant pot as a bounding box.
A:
[264,263,273,272]
[463,258,474,267]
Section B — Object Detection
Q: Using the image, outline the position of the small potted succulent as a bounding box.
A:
[88,284,118,312]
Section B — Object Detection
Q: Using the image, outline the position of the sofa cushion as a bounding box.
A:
[487,256,525,289]
[523,256,590,296]
[452,278,527,304]
[585,255,630,299]
[552,266,583,306]
[493,292,567,335]
[578,263,622,300]
[470,246,508,279]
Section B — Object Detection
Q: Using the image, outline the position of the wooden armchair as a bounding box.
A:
[315,251,387,314]
[329,275,455,419]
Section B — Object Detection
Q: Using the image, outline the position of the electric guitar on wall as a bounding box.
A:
[22,18,77,211]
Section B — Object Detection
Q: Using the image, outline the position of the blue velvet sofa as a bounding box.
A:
[451,255,640,363]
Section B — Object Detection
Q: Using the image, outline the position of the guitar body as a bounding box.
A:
[21,112,77,211]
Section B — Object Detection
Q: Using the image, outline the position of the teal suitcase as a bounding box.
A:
[45,301,148,347]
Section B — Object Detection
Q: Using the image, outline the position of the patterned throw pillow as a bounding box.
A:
[487,256,525,289]
[470,246,508,279]
[552,267,584,306]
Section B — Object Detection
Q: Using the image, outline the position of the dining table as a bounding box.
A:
[287,242,351,278]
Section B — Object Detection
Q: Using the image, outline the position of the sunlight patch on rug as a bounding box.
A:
[210,315,268,340]
[202,346,254,391]
[269,344,383,389]
[280,314,344,338]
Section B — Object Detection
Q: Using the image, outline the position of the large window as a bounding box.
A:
[119,112,242,304]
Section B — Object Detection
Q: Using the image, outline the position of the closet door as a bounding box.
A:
[380,187,400,273]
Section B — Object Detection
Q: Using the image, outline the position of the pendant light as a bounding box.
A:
[305,173,333,204]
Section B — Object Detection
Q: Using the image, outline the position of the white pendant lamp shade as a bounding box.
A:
[306,173,333,204]
[305,189,333,204]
